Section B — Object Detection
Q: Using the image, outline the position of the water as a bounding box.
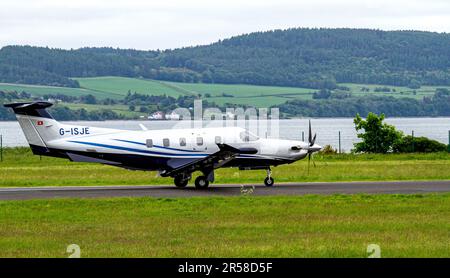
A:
[1,118,449,152]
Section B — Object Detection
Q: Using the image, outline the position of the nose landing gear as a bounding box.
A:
[194,176,210,189]
[264,168,274,187]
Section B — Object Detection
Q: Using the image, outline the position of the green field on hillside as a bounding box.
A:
[164,80,314,106]
[74,77,190,98]
[61,102,146,118]
[74,77,450,106]
[0,194,448,257]
[2,77,447,108]
[1,147,449,187]
[342,83,446,100]
[0,83,106,98]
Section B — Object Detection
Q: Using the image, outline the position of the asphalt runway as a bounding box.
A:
[0,180,449,200]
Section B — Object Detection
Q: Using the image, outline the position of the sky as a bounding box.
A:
[0,0,449,50]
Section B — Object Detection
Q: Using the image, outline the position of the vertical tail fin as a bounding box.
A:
[4,102,61,153]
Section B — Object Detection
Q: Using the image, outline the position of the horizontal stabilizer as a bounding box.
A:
[4,101,54,119]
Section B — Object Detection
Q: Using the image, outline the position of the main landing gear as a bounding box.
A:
[264,168,274,187]
[174,174,190,188]
[173,172,211,189]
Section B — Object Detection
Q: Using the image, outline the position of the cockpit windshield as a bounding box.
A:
[240,130,259,142]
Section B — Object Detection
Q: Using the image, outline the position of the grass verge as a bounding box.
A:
[0,148,449,187]
[0,194,448,257]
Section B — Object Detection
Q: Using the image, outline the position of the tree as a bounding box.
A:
[312,89,331,99]
[81,94,97,104]
[129,105,135,111]
[139,106,149,113]
[408,80,421,89]
[353,112,403,153]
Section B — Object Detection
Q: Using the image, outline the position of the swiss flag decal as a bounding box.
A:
[37,120,43,126]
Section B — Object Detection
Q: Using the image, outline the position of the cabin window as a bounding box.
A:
[163,138,170,147]
[215,136,222,144]
[196,137,203,146]
[146,139,153,148]
[179,137,186,146]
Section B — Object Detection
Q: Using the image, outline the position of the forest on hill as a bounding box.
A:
[0,28,449,89]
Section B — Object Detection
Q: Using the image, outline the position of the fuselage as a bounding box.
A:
[45,124,312,171]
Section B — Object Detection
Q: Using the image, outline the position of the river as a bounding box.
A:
[0,118,449,152]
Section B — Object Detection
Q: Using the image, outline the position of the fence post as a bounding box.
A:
[302,131,304,142]
[0,134,2,162]
[411,130,414,152]
[338,131,341,154]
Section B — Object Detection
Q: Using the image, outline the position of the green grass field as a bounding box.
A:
[74,77,191,99]
[164,80,314,106]
[0,148,449,258]
[61,102,146,118]
[1,148,449,187]
[342,83,446,100]
[0,194,448,257]
[0,82,110,98]
[2,77,448,108]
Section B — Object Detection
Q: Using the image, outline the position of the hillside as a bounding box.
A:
[0,28,449,89]
[1,77,449,120]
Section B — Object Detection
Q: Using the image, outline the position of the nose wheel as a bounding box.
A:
[195,176,210,189]
[264,168,274,187]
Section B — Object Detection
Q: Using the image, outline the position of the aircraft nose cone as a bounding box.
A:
[310,144,322,152]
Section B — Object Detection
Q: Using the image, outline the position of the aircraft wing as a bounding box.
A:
[161,143,257,177]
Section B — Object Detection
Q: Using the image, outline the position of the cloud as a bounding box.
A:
[0,0,448,50]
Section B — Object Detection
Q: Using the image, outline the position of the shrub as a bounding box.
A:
[393,135,448,153]
[319,145,338,154]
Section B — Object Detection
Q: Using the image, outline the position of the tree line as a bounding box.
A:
[277,89,450,117]
[1,28,449,89]
[1,88,449,121]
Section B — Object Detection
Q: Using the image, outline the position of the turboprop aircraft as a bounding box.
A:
[4,101,322,188]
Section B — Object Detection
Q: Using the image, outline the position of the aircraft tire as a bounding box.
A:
[174,176,188,188]
[264,177,274,187]
[195,176,209,189]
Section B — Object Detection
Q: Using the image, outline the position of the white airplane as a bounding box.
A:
[5,102,322,188]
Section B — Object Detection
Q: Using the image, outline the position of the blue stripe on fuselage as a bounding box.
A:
[68,140,208,157]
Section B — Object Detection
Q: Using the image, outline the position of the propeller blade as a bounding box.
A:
[306,119,318,173]
[307,153,311,174]
[308,119,312,145]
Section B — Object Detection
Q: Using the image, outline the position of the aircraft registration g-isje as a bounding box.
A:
[4,101,322,188]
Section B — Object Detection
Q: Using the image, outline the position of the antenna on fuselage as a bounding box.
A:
[139,124,148,131]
